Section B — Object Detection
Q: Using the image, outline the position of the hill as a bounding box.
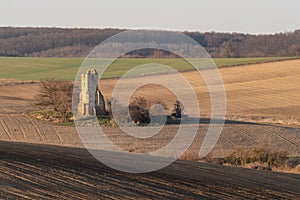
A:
[1,27,300,58]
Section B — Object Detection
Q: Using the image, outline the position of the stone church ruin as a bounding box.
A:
[78,69,106,116]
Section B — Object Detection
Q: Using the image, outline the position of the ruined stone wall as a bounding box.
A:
[78,69,101,116]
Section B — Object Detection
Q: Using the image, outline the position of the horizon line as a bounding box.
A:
[1,25,299,36]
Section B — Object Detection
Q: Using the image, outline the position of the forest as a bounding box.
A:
[0,27,300,58]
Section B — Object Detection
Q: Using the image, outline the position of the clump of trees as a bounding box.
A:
[36,79,73,122]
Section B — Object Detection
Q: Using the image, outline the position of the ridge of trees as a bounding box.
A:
[1,27,300,58]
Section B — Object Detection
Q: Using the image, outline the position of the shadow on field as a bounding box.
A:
[180,117,266,126]
[0,141,299,199]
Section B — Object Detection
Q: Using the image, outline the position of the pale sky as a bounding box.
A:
[0,0,299,34]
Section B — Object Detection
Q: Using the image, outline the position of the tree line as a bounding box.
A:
[1,27,300,58]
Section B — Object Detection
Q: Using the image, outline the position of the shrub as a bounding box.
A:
[129,97,150,125]
[128,97,168,125]
[224,147,288,169]
[224,148,251,166]
[252,147,269,163]
[286,157,300,168]
[224,151,240,166]
[267,151,288,168]
[171,100,184,118]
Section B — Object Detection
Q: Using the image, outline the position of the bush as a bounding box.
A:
[252,147,269,163]
[286,157,300,168]
[171,101,184,118]
[224,147,288,169]
[128,97,168,126]
[224,151,240,166]
[267,151,288,168]
[129,97,150,125]
[224,148,251,166]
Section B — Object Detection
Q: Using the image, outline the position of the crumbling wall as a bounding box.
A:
[78,69,106,116]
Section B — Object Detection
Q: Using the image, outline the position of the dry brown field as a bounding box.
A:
[1,60,300,199]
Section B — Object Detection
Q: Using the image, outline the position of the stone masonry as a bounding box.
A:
[78,69,106,116]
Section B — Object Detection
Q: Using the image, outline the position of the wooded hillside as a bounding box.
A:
[1,27,300,58]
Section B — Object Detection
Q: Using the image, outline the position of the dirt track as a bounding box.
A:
[1,141,300,199]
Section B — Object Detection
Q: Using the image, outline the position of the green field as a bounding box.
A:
[0,57,295,80]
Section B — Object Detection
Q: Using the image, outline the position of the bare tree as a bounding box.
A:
[37,79,73,122]
[220,41,240,58]
[288,44,300,56]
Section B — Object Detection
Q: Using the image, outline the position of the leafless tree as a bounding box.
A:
[36,79,73,122]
